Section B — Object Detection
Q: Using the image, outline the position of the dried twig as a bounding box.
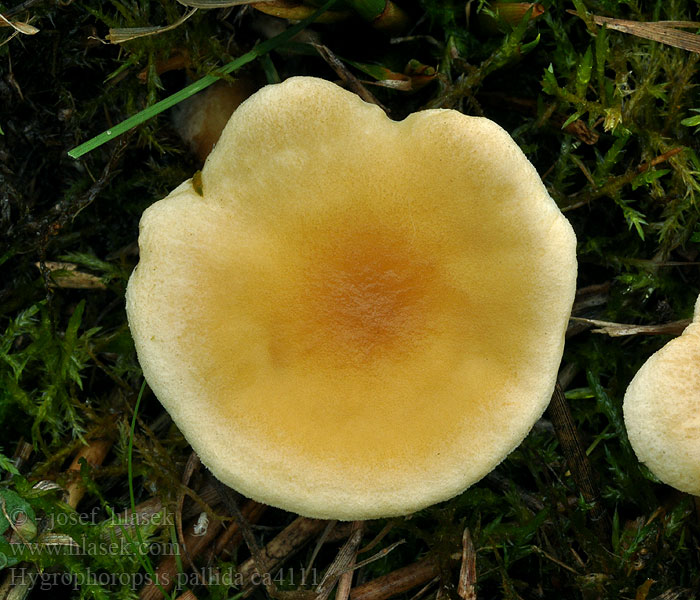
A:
[312,44,386,110]
[352,540,406,571]
[569,317,691,337]
[5,440,32,479]
[177,0,275,7]
[406,577,439,600]
[3,0,45,19]
[302,520,337,585]
[358,521,397,555]
[103,497,165,540]
[531,545,581,575]
[213,480,279,596]
[212,501,267,558]
[237,517,328,595]
[175,453,201,581]
[349,556,439,600]
[317,521,365,600]
[64,439,113,509]
[457,528,476,600]
[572,282,611,314]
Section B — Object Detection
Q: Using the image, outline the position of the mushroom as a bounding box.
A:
[126,77,577,520]
[623,293,700,495]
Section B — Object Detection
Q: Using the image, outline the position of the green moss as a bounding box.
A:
[1,0,699,597]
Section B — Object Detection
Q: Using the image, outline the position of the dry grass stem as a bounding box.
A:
[316,521,365,600]
[0,12,38,34]
[212,501,267,558]
[590,14,700,54]
[312,44,385,109]
[33,262,107,290]
[547,384,610,544]
[106,8,197,44]
[302,520,337,586]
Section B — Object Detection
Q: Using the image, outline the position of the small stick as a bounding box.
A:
[325,522,359,543]
[335,521,364,600]
[237,517,329,595]
[358,521,396,555]
[406,577,439,600]
[102,497,165,541]
[457,528,476,600]
[175,453,201,577]
[212,501,267,559]
[317,521,365,600]
[349,556,439,600]
[302,520,337,586]
[3,0,45,19]
[636,147,684,172]
[484,472,544,514]
[569,317,690,338]
[182,481,221,521]
[531,545,580,575]
[572,282,610,313]
[212,480,277,597]
[64,439,113,510]
[312,44,385,110]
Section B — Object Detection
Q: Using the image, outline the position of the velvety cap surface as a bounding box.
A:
[126,77,577,519]
[624,298,700,495]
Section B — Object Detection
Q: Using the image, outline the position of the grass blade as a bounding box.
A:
[68,0,337,159]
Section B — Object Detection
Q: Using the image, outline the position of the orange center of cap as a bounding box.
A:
[275,230,438,369]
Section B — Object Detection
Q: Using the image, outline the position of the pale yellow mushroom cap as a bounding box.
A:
[624,294,700,495]
[126,77,577,520]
